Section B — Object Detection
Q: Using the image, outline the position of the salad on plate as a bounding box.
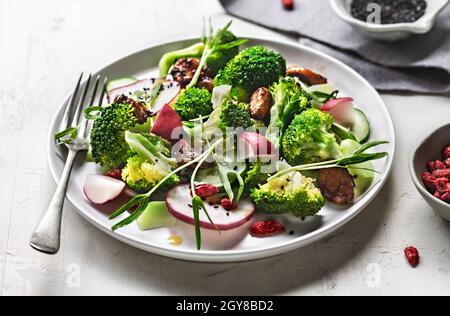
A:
[57,21,389,250]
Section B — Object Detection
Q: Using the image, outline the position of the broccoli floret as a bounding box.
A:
[125,132,178,168]
[266,77,311,148]
[244,161,271,193]
[206,30,240,75]
[220,100,253,129]
[90,103,137,169]
[250,171,324,217]
[122,155,179,193]
[122,132,180,192]
[173,88,213,121]
[282,109,340,165]
[215,46,286,101]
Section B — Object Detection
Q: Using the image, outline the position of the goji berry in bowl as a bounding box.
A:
[410,123,450,222]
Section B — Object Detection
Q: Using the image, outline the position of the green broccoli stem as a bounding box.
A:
[110,138,223,231]
[125,131,177,168]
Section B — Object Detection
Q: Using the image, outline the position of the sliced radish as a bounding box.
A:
[108,79,157,102]
[151,81,181,114]
[322,97,355,126]
[151,103,183,143]
[106,77,138,94]
[83,175,126,205]
[108,79,180,114]
[238,132,278,160]
[166,185,255,231]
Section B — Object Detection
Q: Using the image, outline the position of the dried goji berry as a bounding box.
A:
[106,168,122,180]
[250,220,286,238]
[282,0,295,10]
[432,169,450,179]
[445,158,450,168]
[435,160,447,170]
[443,146,450,160]
[441,192,450,202]
[427,160,437,172]
[221,198,238,211]
[404,247,420,268]
[434,191,441,199]
[194,184,220,199]
[435,177,449,194]
[421,172,436,192]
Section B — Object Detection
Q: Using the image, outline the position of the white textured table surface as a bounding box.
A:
[1,0,450,296]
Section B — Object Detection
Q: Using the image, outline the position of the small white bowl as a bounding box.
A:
[329,0,449,41]
[410,124,450,222]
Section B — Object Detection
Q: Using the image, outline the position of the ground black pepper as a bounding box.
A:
[351,0,427,24]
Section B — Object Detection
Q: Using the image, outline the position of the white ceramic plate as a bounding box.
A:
[47,38,395,262]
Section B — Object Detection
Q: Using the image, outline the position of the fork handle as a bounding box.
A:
[30,150,78,254]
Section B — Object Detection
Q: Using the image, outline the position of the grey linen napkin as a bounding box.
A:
[220,0,450,94]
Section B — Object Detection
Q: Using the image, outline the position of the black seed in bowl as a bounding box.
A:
[351,0,427,25]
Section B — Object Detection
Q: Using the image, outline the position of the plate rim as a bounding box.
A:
[47,36,396,262]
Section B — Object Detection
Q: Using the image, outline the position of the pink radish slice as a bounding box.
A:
[151,103,183,143]
[239,132,278,160]
[322,97,355,126]
[166,185,255,231]
[83,175,126,205]
[108,79,156,102]
[108,79,180,115]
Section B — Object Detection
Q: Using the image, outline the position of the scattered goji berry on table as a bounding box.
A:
[250,220,286,238]
[404,247,420,268]
[282,0,295,11]
[194,184,220,199]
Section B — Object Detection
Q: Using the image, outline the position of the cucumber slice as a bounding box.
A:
[106,77,138,93]
[351,109,370,143]
[137,201,177,231]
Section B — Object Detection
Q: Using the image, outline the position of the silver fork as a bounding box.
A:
[30,73,107,254]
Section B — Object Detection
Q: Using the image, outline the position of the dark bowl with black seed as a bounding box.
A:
[329,0,449,41]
